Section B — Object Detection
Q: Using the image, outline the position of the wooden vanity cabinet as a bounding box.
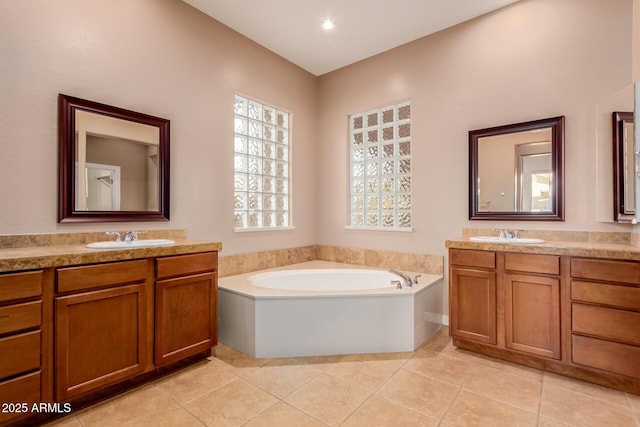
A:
[449,249,497,345]
[0,270,51,425]
[54,260,151,401]
[504,253,561,359]
[449,249,561,360]
[569,257,640,380]
[155,252,217,366]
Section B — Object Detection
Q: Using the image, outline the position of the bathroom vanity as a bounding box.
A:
[0,232,220,425]
[447,234,640,394]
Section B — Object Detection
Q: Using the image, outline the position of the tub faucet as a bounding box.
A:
[389,269,412,288]
[391,280,403,290]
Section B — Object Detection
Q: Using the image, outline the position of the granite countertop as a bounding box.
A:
[445,238,640,261]
[0,230,222,272]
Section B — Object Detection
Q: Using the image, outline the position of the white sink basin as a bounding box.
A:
[87,239,175,249]
[469,236,545,244]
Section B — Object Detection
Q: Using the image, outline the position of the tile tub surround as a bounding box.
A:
[219,245,444,278]
[44,328,640,427]
[0,230,221,272]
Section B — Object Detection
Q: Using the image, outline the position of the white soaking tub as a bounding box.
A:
[218,261,444,358]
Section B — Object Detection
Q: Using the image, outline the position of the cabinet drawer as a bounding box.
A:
[0,270,42,303]
[0,301,41,335]
[57,260,148,293]
[571,258,640,284]
[572,303,640,346]
[505,253,560,275]
[450,249,495,269]
[0,330,40,378]
[156,252,218,279]
[572,280,640,310]
[0,371,41,424]
[572,334,640,378]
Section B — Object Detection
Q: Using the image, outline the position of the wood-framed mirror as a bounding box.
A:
[469,116,565,221]
[58,94,170,222]
[612,111,635,222]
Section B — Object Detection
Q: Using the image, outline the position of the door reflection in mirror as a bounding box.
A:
[74,110,159,212]
[477,129,552,212]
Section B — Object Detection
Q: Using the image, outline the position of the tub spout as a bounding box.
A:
[389,269,412,288]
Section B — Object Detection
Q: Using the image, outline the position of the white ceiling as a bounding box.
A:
[183,0,520,76]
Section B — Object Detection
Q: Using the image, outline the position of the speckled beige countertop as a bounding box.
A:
[446,228,640,261]
[0,229,222,272]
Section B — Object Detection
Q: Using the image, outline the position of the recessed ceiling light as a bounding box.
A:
[322,19,335,31]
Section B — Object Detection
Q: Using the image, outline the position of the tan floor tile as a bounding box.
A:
[463,364,542,412]
[540,383,636,427]
[443,390,537,427]
[543,372,628,407]
[120,406,204,426]
[242,358,322,398]
[284,373,371,425]
[319,353,409,391]
[627,392,640,414]
[185,378,278,427]
[213,345,273,375]
[627,393,640,426]
[421,335,486,364]
[476,355,543,382]
[244,401,326,426]
[342,395,438,427]
[375,368,458,420]
[153,359,238,403]
[76,384,183,427]
[404,349,474,386]
[537,416,576,427]
[43,415,83,426]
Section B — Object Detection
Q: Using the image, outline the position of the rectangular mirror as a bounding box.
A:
[612,112,635,222]
[469,116,565,221]
[58,94,170,222]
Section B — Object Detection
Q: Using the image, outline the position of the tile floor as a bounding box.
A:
[47,328,640,426]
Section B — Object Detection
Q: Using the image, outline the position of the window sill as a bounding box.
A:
[234,226,296,233]
[344,226,413,232]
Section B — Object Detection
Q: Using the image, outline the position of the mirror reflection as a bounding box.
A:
[76,110,160,212]
[612,111,635,222]
[58,94,170,222]
[469,116,564,221]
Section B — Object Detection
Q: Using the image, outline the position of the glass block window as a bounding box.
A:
[349,102,411,229]
[234,95,290,229]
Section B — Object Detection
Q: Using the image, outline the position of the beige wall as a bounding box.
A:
[0,0,636,256]
[0,0,318,255]
[317,0,633,255]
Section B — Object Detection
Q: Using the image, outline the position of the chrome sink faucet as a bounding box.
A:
[123,231,146,242]
[105,231,122,242]
[494,229,524,239]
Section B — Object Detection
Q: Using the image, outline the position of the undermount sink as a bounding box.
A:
[469,236,545,244]
[86,239,175,249]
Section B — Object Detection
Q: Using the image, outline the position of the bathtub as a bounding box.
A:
[218,261,444,358]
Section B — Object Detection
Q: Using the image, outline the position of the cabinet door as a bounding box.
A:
[450,267,497,345]
[55,284,147,401]
[155,272,217,366]
[505,273,560,359]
